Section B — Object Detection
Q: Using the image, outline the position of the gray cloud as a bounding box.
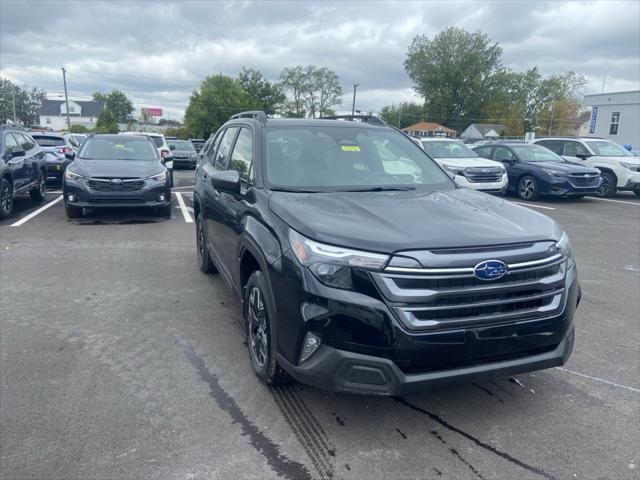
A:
[1,0,638,120]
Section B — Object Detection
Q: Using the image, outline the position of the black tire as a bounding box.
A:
[157,204,172,218]
[196,212,217,273]
[632,186,640,197]
[30,169,46,202]
[0,178,13,219]
[517,175,540,201]
[244,271,292,386]
[65,204,83,218]
[599,171,616,198]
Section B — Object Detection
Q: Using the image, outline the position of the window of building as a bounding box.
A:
[609,111,620,135]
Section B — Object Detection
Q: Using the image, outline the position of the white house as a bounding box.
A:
[583,90,639,148]
[460,123,505,140]
[39,99,104,130]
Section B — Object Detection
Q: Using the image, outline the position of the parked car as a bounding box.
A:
[193,111,578,395]
[415,137,507,193]
[473,143,601,200]
[0,126,47,218]
[121,131,173,186]
[167,139,198,169]
[190,138,205,152]
[31,133,75,180]
[62,134,172,218]
[533,137,640,197]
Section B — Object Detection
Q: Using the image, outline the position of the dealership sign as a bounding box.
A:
[142,107,163,117]
[589,106,598,134]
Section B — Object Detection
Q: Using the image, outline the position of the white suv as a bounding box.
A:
[533,137,640,197]
[416,137,508,193]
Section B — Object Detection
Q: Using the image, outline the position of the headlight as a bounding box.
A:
[555,231,574,267]
[620,161,640,171]
[64,169,83,180]
[148,171,167,182]
[289,230,389,289]
[441,164,464,176]
[542,169,568,177]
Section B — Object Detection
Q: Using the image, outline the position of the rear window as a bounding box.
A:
[33,136,65,147]
[79,136,159,161]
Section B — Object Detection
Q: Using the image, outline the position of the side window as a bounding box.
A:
[213,127,239,169]
[563,141,589,158]
[229,127,254,185]
[537,140,563,155]
[5,133,19,154]
[474,147,493,158]
[609,112,620,135]
[493,147,514,162]
[14,133,34,151]
[203,134,220,166]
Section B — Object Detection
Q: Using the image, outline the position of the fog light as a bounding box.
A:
[67,194,76,202]
[300,332,321,363]
[158,193,166,202]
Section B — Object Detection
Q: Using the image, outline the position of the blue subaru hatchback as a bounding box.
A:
[473,143,601,200]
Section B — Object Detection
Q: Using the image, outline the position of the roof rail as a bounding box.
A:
[320,114,387,126]
[230,111,268,123]
[0,124,28,132]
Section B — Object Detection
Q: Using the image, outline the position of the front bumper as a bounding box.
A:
[63,178,171,208]
[618,170,640,189]
[453,173,508,193]
[541,176,601,196]
[279,327,574,396]
[173,157,196,168]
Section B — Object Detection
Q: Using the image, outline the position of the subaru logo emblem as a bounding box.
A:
[473,260,508,281]
[110,178,122,185]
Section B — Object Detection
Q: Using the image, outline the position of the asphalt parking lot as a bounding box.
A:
[1,169,639,480]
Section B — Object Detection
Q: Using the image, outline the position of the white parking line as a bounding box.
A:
[587,197,640,206]
[555,367,640,394]
[174,192,193,223]
[10,195,63,227]
[512,201,556,211]
[171,185,195,191]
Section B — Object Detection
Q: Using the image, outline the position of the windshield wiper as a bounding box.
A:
[270,187,321,193]
[332,186,416,192]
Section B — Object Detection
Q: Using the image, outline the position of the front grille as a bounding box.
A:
[88,178,145,192]
[371,246,567,331]
[568,174,600,188]
[463,167,503,183]
[89,197,145,204]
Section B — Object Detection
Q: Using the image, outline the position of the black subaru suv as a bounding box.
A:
[194,112,579,395]
[0,125,47,218]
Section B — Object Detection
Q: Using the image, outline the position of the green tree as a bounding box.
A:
[0,77,46,125]
[279,65,343,118]
[183,74,250,139]
[237,67,285,116]
[94,108,119,133]
[163,126,190,139]
[279,66,307,117]
[92,90,134,123]
[535,71,587,136]
[379,102,425,128]
[404,27,502,131]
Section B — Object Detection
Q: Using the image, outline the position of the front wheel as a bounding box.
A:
[599,171,617,198]
[244,271,292,386]
[517,175,539,201]
[30,170,46,202]
[633,186,640,197]
[65,204,83,218]
[0,178,13,219]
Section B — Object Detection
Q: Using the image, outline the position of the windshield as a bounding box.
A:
[79,136,159,161]
[32,136,65,147]
[511,145,564,162]
[585,140,631,157]
[264,126,451,191]
[71,135,86,146]
[169,140,195,152]
[421,140,477,158]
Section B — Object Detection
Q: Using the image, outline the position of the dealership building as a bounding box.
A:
[583,90,640,148]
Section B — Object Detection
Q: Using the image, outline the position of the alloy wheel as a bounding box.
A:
[0,182,12,215]
[197,218,205,264]
[248,287,268,368]
[600,175,612,197]
[519,178,536,200]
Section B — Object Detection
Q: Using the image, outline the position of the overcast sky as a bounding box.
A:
[1,0,639,121]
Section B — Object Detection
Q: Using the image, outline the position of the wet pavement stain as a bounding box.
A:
[473,382,505,404]
[396,428,407,439]
[176,335,312,480]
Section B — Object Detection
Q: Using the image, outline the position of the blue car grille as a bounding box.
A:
[568,173,600,188]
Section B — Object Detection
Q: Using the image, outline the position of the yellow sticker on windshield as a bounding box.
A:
[115,144,125,148]
[341,145,360,152]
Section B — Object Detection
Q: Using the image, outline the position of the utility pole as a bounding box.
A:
[351,83,359,116]
[61,67,71,130]
[12,89,17,123]
[397,103,402,128]
[547,101,555,137]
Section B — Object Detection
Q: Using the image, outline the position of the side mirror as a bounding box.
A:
[575,153,590,160]
[169,145,176,151]
[10,148,26,158]
[65,151,76,160]
[501,158,514,164]
[211,170,241,195]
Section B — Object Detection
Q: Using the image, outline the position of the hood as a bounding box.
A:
[597,156,640,165]
[269,188,562,253]
[69,158,164,178]
[434,157,504,168]
[531,161,599,174]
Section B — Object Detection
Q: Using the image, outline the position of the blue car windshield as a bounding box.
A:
[512,145,564,162]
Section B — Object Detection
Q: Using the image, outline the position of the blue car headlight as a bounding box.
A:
[542,169,568,177]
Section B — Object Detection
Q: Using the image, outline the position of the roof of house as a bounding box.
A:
[401,121,456,133]
[465,123,505,135]
[40,99,104,117]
